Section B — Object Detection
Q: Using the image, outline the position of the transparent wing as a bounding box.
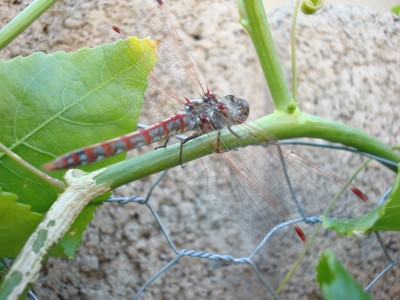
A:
[170,120,367,243]
[101,27,154,124]
[102,0,208,127]
[102,27,177,127]
[137,0,208,102]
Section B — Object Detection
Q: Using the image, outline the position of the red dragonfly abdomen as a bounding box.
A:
[44,113,195,171]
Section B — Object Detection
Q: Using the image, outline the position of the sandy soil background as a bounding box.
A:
[1,0,399,299]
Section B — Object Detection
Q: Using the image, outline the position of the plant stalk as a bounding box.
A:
[95,112,399,188]
[238,0,297,113]
[0,0,58,50]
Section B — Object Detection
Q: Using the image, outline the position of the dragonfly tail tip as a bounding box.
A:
[351,187,369,202]
[294,225,307,243]
[43,161,57,171]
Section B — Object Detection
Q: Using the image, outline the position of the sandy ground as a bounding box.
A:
[1,0,399,299]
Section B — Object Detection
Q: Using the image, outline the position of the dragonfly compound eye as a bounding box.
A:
[222,95,249,123]
[238,98,250,121]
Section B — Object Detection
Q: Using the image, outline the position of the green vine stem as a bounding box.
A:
[291,0,301,102]
[0,0,57,50]
[95,112,399,188]
[238,0,297,113]
[236,0,398,172]
[0,143,65,191]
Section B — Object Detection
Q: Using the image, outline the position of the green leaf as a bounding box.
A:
[316,251,374,300]
[0,37,156,257]
[323,164,400,235]
[0,191,43,257]
[0,37,156,213]
[391,4,400,16]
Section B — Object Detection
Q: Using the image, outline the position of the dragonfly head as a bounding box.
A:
[221,95,250,124]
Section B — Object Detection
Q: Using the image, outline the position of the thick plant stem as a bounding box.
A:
[291,0,302,102]
[94,112,399,188]
[0,0,57,50]
[238,0,297,113]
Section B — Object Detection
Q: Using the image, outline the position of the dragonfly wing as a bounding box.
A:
[170,122,367,242]
[102,25,182,127]
[137,0,208,102]
[170,137,298,240]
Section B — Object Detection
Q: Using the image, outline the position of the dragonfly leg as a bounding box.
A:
[216,130,222,153]
[180,133,201,168]
[155,137,170,150]
[216,130,239,153]
[227,126,250,140]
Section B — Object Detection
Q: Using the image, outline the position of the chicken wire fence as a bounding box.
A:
[105,142,398,300]
[5,141,398,300]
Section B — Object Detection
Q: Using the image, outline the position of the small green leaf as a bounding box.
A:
[0,37,157,258]
[0,191,43,257]
[316,251,374,300]
[391,4,400,16]
[323,164,400,235]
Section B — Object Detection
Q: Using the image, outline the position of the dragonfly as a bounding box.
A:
[44,0,367,242]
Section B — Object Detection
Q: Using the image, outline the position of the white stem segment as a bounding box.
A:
[0,168,110,300]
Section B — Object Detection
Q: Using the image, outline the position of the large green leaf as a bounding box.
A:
[323,165,400,235]
[0,37,156,212]
[316,251,373,300]
[0,37,156,257]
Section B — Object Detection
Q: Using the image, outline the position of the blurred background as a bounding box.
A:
[267,0,399,12]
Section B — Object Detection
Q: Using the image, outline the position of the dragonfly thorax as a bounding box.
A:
[185,95,249,132]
